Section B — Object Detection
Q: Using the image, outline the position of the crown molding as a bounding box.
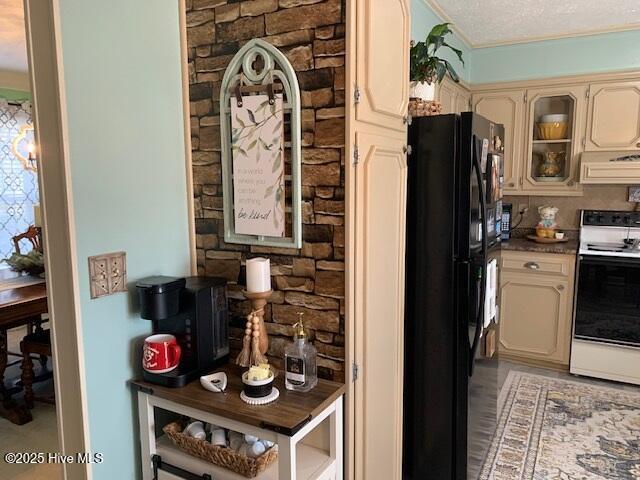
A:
[424,0,640,49]
[419,0,473,48]
[472,23,640,49]
[470,67,640,91]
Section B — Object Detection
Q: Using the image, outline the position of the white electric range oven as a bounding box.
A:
[570,210,640,385]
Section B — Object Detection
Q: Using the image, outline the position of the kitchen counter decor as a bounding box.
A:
[220,39,302,250]
[162,421,278,478]
[409,23,464,101]
[236,258,272,367]
[408,99,443,117]
[525,234,569,244]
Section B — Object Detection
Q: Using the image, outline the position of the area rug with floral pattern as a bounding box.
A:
[480,371,640,479]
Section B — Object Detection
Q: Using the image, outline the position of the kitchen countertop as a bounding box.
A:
[501,237,579,255]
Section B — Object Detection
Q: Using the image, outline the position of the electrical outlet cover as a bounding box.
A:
[88,251,127,299]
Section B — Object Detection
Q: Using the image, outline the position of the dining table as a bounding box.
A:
[0,277,48,425]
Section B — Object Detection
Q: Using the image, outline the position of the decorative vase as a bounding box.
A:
[537,151,565,178]
[409,81,435,101]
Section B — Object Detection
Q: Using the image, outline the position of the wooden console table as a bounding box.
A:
[132,365,345,480]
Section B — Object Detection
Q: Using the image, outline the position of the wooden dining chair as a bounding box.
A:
[20,329,53,409]
[12,225,42,255]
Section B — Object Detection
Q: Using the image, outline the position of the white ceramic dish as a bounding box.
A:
[199,372,228,393]
[240,387,280,405]
[540,113,568,123]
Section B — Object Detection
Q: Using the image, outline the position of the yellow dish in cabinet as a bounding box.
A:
[537,122,568,140]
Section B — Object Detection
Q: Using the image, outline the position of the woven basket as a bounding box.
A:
[408,99,442,117]
[163,422,278,478]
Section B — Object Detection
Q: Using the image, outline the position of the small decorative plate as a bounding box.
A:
[526,234,569,244]
[240,387,280,405]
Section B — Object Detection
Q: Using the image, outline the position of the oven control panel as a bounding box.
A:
[582,210,640,227]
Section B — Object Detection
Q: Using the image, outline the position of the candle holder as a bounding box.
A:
[235,290,272,367]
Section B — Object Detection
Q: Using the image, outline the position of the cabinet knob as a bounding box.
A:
[507,182,515,188]
[524,262,540,270]
[568,180,575,186]
[557,284,565,291]
[636,142,640,148]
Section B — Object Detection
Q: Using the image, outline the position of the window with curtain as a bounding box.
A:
[0,99,39,261]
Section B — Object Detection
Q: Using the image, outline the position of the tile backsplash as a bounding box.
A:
[508,185,640,231]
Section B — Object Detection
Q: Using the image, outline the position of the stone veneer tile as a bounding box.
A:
[187,0,346,380]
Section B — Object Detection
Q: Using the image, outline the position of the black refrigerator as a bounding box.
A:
[403,112,504,480]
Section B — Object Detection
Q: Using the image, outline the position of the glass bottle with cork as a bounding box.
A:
[284,313,318,392]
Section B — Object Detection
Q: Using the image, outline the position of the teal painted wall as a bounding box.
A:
[411,0,471,83]
[0,88,30,102]
[472,29,640,84]
[57,1,191,478]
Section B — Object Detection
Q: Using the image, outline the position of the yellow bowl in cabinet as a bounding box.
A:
[537,122,568,140]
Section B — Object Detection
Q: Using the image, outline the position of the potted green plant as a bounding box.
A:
[410,23,464,101]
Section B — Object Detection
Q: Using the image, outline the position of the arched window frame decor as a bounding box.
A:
[220,39,302,249]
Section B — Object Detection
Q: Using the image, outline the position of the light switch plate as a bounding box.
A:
[88,251,127,299]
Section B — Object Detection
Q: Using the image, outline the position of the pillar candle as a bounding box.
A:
[246,257,271,293]
[33,203,42,228]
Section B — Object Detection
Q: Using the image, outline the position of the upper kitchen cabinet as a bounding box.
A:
[355,0,410,133]
[437,77,457,115]
[437,76,471,115]
[455,87,472,115]
[585,81,640,151]
[521,85,587,195]
[473,90,525,194]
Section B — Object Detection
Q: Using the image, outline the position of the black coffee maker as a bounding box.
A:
[136,276,229,387]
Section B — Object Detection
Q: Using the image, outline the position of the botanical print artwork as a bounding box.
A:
[230,93,285,237]
[481,372,640,480]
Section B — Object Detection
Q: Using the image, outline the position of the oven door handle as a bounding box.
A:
[580,255,640,267]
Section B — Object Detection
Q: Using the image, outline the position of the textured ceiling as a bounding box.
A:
[0,0,28,73]
[429,0,640,47]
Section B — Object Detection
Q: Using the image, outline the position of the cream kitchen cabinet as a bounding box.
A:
[354,0,409,134]
[473,90,526,194]
[455,87,472,114]
[474,86,586,196]
[348,0,410,479]
[437,77,457,114]
[437,76,471,115]
[521,85,586,195]
[499,250,576,366]
[585,80,640,151]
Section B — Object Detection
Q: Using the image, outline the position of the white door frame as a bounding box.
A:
[23,0,91,478]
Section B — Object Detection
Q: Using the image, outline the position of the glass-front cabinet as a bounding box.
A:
[522,85,587,195]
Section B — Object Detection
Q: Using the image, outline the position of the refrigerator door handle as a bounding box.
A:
[469,136,488,377]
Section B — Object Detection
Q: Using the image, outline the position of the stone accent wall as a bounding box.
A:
[186,0,346,382]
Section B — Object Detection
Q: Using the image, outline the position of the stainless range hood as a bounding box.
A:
[580,150,640,184]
